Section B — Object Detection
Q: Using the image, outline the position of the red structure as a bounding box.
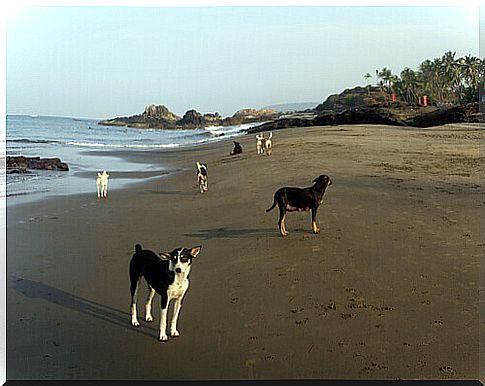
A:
[391,93,396,103]
[418,96,428,106]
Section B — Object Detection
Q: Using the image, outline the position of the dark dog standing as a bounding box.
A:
[266,174,332,237]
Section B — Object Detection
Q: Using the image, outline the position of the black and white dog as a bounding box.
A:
[129,243,202,341]
[196,162,208,193]
[266,174,332,237]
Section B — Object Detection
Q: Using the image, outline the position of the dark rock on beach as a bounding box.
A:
[7,156,69,173]
[404,102,481,127]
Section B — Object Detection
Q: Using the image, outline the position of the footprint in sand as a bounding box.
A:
[295,318,308,325]
[361,363,389,374]
[341,313,356,319]
[440,366,456,377]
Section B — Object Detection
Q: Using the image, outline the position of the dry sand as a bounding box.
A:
[6,123,484,380]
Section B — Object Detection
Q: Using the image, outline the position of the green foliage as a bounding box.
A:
[373,52,484,105]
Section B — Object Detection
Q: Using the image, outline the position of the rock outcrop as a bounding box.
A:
[98,105,281,129]
[247,103,481,134]
[7,156,69,173]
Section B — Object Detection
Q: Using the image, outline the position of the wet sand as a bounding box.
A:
[6,123,483,380]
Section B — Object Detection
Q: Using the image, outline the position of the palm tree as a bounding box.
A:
[368,52,484,106]
[398,68,420,104]
[441,51,461,102]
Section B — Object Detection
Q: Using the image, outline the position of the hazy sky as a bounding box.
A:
[6,5,480,118]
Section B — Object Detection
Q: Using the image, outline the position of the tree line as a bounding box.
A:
[364,51,484,105]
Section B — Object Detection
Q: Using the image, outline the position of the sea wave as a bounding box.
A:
[8,138,181,149]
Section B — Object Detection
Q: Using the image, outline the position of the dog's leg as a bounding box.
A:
[311,208,320,234]
[278,207,288,237]
[170,298,183,337]
[130,277,140,327]
[145,286,156,322]
[97,184,101,199]
[159,294,169,341]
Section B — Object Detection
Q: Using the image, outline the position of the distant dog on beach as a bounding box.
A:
[256,132,273,155]
[256,134,264,155]
[196,162,208,193]
[266,174,332,237]
[96,170,109,198]
[264,132,273,155]
[230,141,243,155]
[129,243,202,341]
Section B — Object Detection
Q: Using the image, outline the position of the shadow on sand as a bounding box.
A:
[147,189,194,196]
[184,226,276,240]
[9,276,157,339]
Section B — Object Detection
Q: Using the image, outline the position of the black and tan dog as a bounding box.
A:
[266,174,332,237]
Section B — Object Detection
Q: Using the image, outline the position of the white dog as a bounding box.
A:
[256,134,264,155]
[256,132,273,155]
[264,132,273,155]
[96,170,109,198]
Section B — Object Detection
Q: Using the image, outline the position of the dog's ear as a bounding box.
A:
[189,246,202,258]
[312,177,318,183]
[159,252,172,261]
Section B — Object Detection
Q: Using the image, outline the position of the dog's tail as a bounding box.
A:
[266,195,277,212]
[135,244,142,253]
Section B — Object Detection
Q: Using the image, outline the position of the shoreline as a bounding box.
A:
[5,122,254,206]
[6,123,483,380]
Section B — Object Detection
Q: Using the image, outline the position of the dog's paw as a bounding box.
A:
[170,330,180,337]
[132,320,140,327]
[159,335,169,342]
[145,315,153,322]
[313,228,321,234]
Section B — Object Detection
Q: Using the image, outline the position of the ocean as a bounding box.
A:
[5,115,256,205]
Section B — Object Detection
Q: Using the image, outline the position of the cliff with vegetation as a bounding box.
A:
[248,51,483,133]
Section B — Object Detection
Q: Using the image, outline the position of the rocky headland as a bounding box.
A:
[98,104,281,130]
[247,86,482,134]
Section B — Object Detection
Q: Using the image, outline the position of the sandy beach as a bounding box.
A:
[6,123,483,380]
